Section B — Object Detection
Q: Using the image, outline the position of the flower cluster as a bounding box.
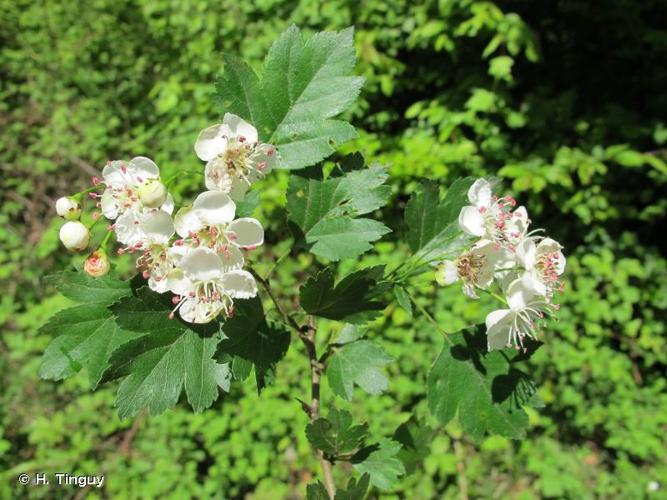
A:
[435,179,566,351]
[56,113,277,324]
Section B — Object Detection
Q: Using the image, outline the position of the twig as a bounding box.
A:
[251,267,335,498]
[453,438,469,500]
[119,409,148,456]
[408,292,453,345]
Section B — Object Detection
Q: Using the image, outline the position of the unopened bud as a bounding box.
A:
[138,180,168,208]
[55,196,81,220]
[59,221,90,251]
[84,250,110,278]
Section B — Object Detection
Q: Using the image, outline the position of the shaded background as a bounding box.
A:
[1,0,666,498]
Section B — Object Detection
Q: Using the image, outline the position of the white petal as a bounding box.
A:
[435,260,459,285]
[180,248,225,282]
[102,160,127,186]
[536,237,562,254]
[228,175,250,201]
[140,211,174,245]
[100,189,119,219]
[193,191,236,225]
[128,156,160,180]
[221,270,257,299]
[467,178,492,208]
[223,113,258,143]
[250,143,277,174]
[160,193,174,215]
[462,282,479,299]
[114,211,143,246]
[507,276,539,310]
[166,268,193,296]
[515,239,537,270]
[485,309,513,351]
[228,218,264,248]
[195,124,229,162]
[220,245,244,271]
[555,251,566,274]
[458,206,486,237]
[148,275,170,293]
[174,206,204,238]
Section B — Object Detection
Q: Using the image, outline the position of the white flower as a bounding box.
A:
[59,221,90,251]
[100,156,173,220]
[195,113,277,200]
[435,239,502,298]
[122,211,177,292]
[515,237,566,296]
[485,276,552,351]
[458,178,526,247]
[166,247,257,323]
[55,197,81,220]
[174,191,264,252]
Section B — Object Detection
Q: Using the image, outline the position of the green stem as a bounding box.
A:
[407,291,453,345]
[164,170,203,187]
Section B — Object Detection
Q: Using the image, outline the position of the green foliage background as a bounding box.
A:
[1,0,666,498]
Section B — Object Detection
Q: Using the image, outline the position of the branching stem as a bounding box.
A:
[249,267,336,498]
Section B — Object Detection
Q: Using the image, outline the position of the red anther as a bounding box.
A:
[121,165,127,174]
[172,295,181,304]
[227,306,235,318]
[238,136,246,143]
[174,239,184,246]
[189,291,195,297]
[107,224,116,230]
[228,231,237,240]
[258,161,266,171]
[89,192,99,199]
[479,207,486,213]
[267,148,275,156]
[117,248,125,256]
[246,244,258,251]
[137,176,143,183]
[92,211,100,221]
[92,176,102,186]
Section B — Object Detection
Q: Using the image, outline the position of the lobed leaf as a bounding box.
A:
[216,25,364,169]
[404,178,475,263]
[427,324,542,440]
[305,409,369,458]
[326,339,393,401]
[300,266,387,324]
[352,438,405,490]
[287,157,391,261]
[39,270,138,389]
[105,288,222,419]
[216,296,291,392]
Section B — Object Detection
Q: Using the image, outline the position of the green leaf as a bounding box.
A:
[427,324,541,440]
[306,409,369,458]
[234,189,261,217]
[39,270,138,388]
[105,288,222,419]
[404,178,475,263]
[217,296,291,391]
[216,25,364,169]
[352,438,405,490]
[49,269,133,304]
[326,339,393,401]
[300,266,387,323]
[335,474,370,500]
[287,159,391,260]
[306,482,330,500]
[393,286,412,318]
[392,418,435,474]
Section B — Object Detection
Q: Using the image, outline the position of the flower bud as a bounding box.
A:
[55,196,81,220]
[59,221,90,251]
[84,250,110,278]
[138,180,168,208]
